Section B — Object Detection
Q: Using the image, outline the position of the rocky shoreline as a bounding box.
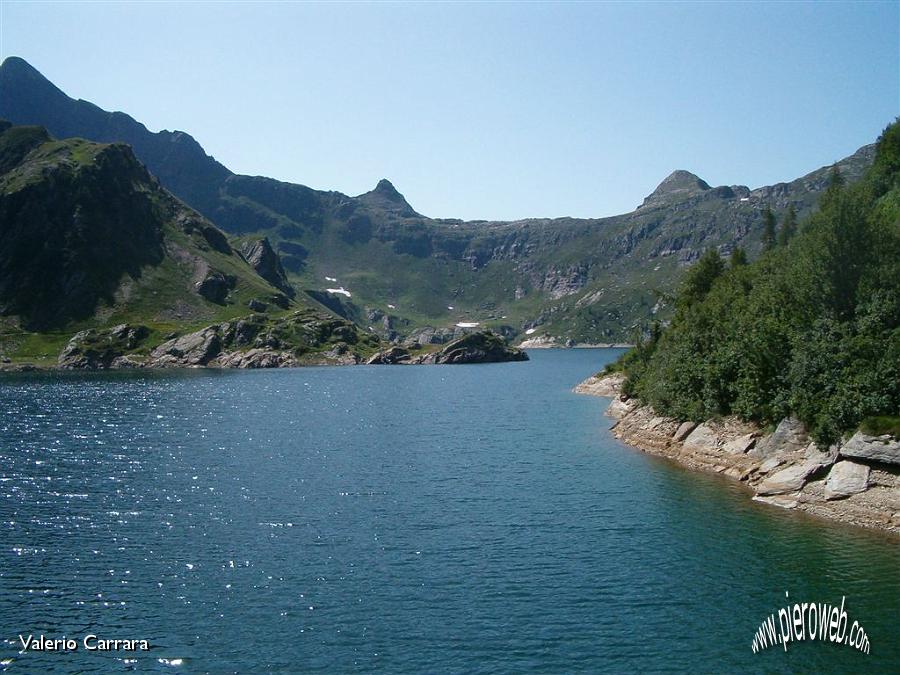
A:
[0,323,527,372]
[576,373,900,535]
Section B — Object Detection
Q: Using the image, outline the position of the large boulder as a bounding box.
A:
[195,271,235,304]
[682,423,720,452]
[823,460,871,500]
[723,433,757,454]
[755,460,823,496]
[673,421,697,442]
[839,432,900,466]
[150,327,222,366]
[752,417,810,458]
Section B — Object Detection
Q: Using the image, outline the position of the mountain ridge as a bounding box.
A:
[0,56,878,344]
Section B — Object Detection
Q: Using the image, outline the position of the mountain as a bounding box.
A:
[0,120,380,367]
[0,56,877,344]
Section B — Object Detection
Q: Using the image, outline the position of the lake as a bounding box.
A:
[1,349,897,673]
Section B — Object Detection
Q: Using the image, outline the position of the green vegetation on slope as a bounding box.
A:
[0,120,377,366]
[611,121,900,443]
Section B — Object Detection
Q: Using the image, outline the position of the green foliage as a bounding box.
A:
[729,247,748,268]
[859,416,900,438]
[778,204,797,245]
[676,248,725,313]
[761,207,777,251]
[615,121,900,444]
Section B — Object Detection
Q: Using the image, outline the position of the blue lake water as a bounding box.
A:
[0,349,898,673]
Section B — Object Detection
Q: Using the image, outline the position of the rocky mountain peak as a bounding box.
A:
[640,170,711,208]
[356,178,419,217]
[373,178,402,200]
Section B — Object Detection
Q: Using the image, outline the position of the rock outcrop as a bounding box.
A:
[576,373,900,534]
[57,311,379,370]
[366,346,411,365]
[839,432,900,465]
[373,331,528,365]
[573,372,625,397]
[58,324,150,369]
[241,238,295,298]
[427,331,528,364]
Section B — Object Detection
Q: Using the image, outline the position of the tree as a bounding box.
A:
[761,206,777,251]
[677,248,725,312]
[729,246,748,268]
[778,204,798,245]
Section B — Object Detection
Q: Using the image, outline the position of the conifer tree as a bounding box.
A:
[778,204,798,245]
[729,246,748,267]
[761,207,776,251]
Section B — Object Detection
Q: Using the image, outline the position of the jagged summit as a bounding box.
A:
[357,178,419,217]
[640,169,711,208]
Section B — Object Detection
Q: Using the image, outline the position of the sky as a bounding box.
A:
[1,1,897,221]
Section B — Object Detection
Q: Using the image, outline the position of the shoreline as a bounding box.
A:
[575,373,900,535]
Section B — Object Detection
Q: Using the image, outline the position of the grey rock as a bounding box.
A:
[150,327,222,366]
[195,271,235,304]
[218,348,296,369]
[757,456,785,475]
[755,460,823,496]
[241,238,294,297]
[673,421,697,442]
[58,324,149,369]
[432,331,528,364]
[805,441,839,466]
[682,423,719,451]
[752,417,810,458]
[248,298,268,312]
[723,433,757,454]
[367,346,410,365]
[823,460,870,500]
[839,432,900,466]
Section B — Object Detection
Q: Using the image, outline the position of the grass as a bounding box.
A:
[859,416,900,438]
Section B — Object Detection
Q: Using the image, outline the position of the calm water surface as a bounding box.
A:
[0,349,898,673]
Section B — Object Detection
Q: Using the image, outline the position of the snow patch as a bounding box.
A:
[326,287,351,298]
[456,322,480,328]
[525,328,537,335]
[325,276,337,282]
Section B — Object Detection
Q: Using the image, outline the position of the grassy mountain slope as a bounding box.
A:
[0,121,377,366]
[0,56,876,343]
[612,120,900,443]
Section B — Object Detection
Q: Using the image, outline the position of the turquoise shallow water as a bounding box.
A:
[0,349,897,673]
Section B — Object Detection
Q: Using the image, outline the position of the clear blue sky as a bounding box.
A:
[1,1,897,220]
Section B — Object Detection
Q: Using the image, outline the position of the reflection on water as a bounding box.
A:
[1,351,897,672]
